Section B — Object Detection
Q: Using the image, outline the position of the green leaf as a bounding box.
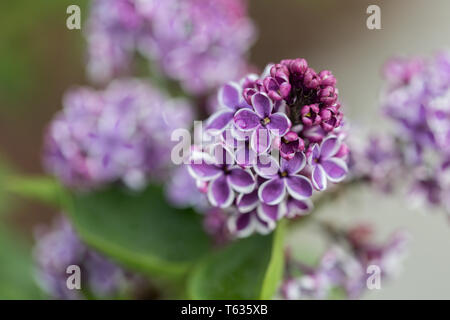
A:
[188,221,286,300]
[0,225,45,299]
[67,184,211,278]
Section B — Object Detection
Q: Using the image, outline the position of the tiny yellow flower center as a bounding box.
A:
[281,171,288,177]
[262,117,271,125]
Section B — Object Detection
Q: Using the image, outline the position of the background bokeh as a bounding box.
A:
[1,0,449,299]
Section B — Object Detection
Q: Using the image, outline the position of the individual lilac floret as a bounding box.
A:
[206,82,251,134]
[34,216,146,299]
[188,144,255,208]
[254,152,312,205]
[234,92,291,153]
[308,135,348,191]
[228,210,275,238]
[43,79,193,190]
[86,0,256,95]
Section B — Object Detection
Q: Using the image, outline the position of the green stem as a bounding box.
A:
[5,174,68,208]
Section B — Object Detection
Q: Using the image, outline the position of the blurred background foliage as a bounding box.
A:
[0,0,87,299]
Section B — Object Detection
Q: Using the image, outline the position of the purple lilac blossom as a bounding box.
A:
[280,224,409,300]
[352,52,450,214]
[43,78,193,190]
[86,0,256,95]
[34,216,145,299]
[187,58,349,238]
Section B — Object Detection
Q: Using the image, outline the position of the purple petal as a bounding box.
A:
[320,135,341,159]
[212,144,234,167]
[236,190,259,213]
[285,175,313,200]
[207,175,234,208]
[221,128,239,149]
[235,145,257,168]
[206,110,234,134]
[267,113,291,136]
[254,154,279,178]
[234,109,261,131]
[312,165,327,191]
[228,212,255,238]
[280,152,306,175]
[254,214,276,235]
[227,168,255,194]
[257,202,286,222]
[250,127,271,154]
[308,143,321,165]
[258,178,286,205]
[231,124,251,141]
[219,82,241,110]
[251,92,273,118]
[287,198,313,218]
[321,158,348,182]
[188,152,221,181]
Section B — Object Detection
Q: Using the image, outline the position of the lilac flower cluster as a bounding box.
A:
[86,0,255,94]
[353,52,450,212]
[187,59,349,237]
[281,224,409,300]
[43,79,193,189]
[34,217,145,299]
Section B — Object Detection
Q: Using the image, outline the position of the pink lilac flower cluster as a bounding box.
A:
[43,79,193,189]
[34,217,145,299]
[352,52,450,212]
[281,224,409,300]
[86,0,255,94]
[187,59,349,237]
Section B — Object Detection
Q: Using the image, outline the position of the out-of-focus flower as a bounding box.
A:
[43,79,193,190]
[86,0,256,95]
[34,217,146,299]
[188,144,256,208]
[187,58,349,238]
[165,165,208,210]
[348,133,402,192]
[352,52,450,215]
[280,224,409,300]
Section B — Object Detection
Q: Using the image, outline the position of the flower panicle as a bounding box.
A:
[188,58,350,238]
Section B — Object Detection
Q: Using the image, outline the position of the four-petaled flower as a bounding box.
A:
[308,135,348,191]
[188,144,255,208]
[228,210,275,238]
[206,82,250,134]
[234,92,291,153]
[255,152,313,205]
